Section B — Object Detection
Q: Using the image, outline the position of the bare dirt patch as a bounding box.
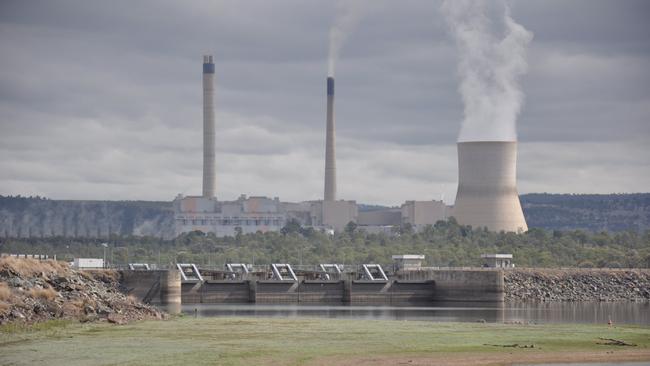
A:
[311,349,650,366]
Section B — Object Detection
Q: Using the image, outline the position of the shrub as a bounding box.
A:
[0,282,11,301]
[578,260,595,268]
[0,257,68,277]
[86,270,119,284]
[28,286,58,301]
[0,301,9,314]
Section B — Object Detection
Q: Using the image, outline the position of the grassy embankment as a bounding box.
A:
[1,317,649,366]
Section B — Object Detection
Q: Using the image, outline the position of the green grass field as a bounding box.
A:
[1,317,649,365]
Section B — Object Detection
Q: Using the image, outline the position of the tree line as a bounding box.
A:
[1,218,649,269]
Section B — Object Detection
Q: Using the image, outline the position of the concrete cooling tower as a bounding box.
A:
[452,141,528,233]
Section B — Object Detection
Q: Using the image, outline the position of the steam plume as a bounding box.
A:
[328,0,367,77]
[441,0,533,142]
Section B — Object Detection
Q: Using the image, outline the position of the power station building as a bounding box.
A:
[173,55,525,237]
[174,55,307,236]
[174,195,278,236]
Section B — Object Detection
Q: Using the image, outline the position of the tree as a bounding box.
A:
[2,217,648,269]
[281,219,302,236]
[344,221,358,235]
[399,223,414,236]
[234,227,243,243]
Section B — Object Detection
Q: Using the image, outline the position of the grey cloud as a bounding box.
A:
[0,0,648,205]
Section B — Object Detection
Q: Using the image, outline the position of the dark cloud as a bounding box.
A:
[0,0,648,205]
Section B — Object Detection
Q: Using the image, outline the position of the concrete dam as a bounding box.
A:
[119,266,504,305]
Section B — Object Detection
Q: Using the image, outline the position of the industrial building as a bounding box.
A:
[173,62,361,236]
[174,195,288,236]
[401,200,447,230]
[173,55,527,237]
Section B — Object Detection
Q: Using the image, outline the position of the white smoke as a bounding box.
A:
[328,0,368,77]
[441,0,533,142]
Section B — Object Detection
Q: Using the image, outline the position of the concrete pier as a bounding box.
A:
[161,269,182,304]
[120,269,182,305]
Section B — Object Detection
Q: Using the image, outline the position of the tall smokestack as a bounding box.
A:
[452,141,528,232]
[202,55,216,198]
[324,77,336,201]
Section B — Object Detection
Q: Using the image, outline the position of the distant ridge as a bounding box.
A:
[520,193,650,232]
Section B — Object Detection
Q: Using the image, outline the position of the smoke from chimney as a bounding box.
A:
[328,0,368,77]
[441,0,533,142]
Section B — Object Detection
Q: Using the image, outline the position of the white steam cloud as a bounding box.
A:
[441,0,533,142]
[328,0,368,77]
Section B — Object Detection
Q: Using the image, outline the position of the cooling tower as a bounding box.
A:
[202,55,216,198]
[452,141,528,232]
[324,77,336,201]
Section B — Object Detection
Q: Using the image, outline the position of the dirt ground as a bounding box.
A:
[312,349,650,366]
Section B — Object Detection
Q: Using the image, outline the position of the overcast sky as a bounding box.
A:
[1,0,649,206]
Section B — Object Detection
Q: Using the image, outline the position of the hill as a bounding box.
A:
[520,193,650,232]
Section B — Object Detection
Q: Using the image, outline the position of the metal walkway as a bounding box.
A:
[362,264,388,281]
[176,263,203,281]
[271,263,297,281]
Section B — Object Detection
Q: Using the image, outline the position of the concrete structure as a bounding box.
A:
[398,269,505,302]
[452,141,528,232]
[120,269,181,305]
[202,55,216,198]
[73,258,104,269]
[321,200,358,232]
[122,267,504,304]
[392,255,425,271]
[324,77,336,201]
[401,200,446,231]
[357,209,401,226]
[174,195,450,236]
[174,195,288,236]
[481,254,514,268]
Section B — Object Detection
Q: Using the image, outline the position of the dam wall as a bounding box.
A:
[396,269,504,302]
[121,269,503,304]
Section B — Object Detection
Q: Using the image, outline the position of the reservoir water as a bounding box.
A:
[172,301,650,325]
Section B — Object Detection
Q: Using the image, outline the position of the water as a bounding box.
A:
[168,301,650,325]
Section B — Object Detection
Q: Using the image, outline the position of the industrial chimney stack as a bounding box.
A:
[324,77,336,201]
[452,141,528,232]
[202,55,216,198]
